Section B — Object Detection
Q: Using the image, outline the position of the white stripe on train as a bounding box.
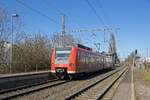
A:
[51,70,76,73]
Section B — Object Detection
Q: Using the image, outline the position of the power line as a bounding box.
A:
[45,0,64,15]
[96,0,112,26]
[15,0,59,25]
[85,0,107,27]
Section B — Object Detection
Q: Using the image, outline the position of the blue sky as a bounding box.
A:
[0,0,150,59]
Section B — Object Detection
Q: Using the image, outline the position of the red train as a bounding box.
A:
[50,44,115,79]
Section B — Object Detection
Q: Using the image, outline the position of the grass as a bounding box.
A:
[135,69,150,86]
[142,70,150,81]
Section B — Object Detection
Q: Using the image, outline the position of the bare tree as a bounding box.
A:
[51,33,76,47]
[108,33,120,65]
[0,7,10,64]
[0,6,79,73]
[12,16,26,64]
[108,33,116,54]
[12,32,52,72]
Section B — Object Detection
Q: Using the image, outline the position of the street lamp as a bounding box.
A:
[10,13,19,73]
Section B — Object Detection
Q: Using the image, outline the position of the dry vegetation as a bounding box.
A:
[134,69,150,86]
[134,69,150,100]
[0,7,77,73]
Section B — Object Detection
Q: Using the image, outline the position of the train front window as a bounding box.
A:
[55,50,70,64]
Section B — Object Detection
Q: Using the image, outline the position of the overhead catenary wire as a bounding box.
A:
[44,0,65,15]
[96,0,120,36]
[15,0,59,25]
[84,0,117,51]
[43,0,67,26]
[84,0,107,27]
[96,0,112,27]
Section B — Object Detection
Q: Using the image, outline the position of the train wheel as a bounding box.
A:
[56,72,65,80]
[60,75,65,80]
[68,75,73,80]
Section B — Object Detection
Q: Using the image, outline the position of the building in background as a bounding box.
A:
[135,57,145,69]
[0,41,11,64]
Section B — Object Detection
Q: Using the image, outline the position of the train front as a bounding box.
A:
[50,47,77,79]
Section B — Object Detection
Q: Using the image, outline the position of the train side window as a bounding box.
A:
[91,55,93,63]
[84,53,87,64]
[80,51,84,63]
[88,54,89,63]
[85,56,88,64]
[86,53,88,63]
[84,55,86,63]
[80,52,82,62]
[78,51,82,63]
[78,51,80,60]
[89,54,91,63]
[88,53,90,64]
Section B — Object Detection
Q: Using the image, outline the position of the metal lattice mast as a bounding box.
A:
[61,14,65,47]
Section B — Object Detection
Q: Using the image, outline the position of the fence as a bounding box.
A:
[0,63,50,74]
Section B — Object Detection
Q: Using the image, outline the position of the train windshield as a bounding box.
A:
[55,48,71,64]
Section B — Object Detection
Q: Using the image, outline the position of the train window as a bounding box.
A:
[83,54,86,63]
[55,50,70,64]
[87,53,90,64]
[56,53,69,58]
[81,52,85,63]
[56,47,71,51]
[78,51,81,62]
[91,55,93,63]
[85,56,88,64]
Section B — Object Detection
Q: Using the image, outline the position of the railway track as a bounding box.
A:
[2,67,126,100]
[65,67,128,100]
[0,79,70,100]
[0,71,54,92]
[0,79,58,94]
[15,69,118,100]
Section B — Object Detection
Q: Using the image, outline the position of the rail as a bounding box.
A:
[65,67,128,100]
[0,80,70,100]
